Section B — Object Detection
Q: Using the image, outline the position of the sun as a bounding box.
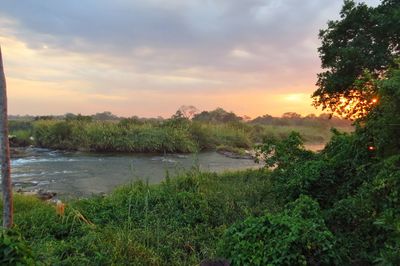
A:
[284,93,306,102]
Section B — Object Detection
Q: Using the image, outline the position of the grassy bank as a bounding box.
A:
[9,118,351,153]
[1,169,275,265]
[2,129,399,265]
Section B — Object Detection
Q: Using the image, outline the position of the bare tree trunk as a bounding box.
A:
[0,46,13,228]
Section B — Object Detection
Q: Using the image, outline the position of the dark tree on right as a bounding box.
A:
[313,0,400,119]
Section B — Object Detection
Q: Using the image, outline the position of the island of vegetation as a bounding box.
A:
[1,0,399,265]
[9,108,351,156]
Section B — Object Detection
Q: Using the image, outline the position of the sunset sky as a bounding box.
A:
[0,0,380,118]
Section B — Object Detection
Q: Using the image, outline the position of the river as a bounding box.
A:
[11,148,260,196]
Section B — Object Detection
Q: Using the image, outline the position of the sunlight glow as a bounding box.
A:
[283,93,308,102]
[0,20,321,118]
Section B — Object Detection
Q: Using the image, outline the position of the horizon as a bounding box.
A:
[7,109,345,121]
[1,0,380,118]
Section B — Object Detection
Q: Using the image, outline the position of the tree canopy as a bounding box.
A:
[313,0,400,119]
[192,108,242,123]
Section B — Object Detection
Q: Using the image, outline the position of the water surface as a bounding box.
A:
[11,148,260,196]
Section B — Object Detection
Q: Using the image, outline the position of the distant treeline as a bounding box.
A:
[9,106,352,128]
[250,112,351,127]
[192,107,351,128]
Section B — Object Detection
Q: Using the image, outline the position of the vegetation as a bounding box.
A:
[220,195,339,265]
[0,229,35,265]
[8,112,351,154]
[220,1,400,264]
[224,112,400,264]
[313,0,400,119]
[0,169,275,265]
[2,0,399,265]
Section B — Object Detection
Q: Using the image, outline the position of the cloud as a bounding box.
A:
[0,0,339,71]
[0,0,382,117]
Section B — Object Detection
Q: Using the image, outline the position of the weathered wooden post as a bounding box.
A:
[0,46,13,228]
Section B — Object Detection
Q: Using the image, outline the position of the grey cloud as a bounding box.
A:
[0,0,381,88]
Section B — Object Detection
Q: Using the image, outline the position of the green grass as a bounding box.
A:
[256,124,353,144]
[1,169,275,265]
[9,118,352,153]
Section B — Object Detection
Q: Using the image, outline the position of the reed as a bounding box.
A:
[0,169,273,265]
[9,118,348,154]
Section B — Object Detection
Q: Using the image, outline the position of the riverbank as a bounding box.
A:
[0,168,275,265]
[9,118,351,155]
[2,130,397,265]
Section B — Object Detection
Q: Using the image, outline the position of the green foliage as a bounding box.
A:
[256,131,314,169]
[371,158,400,265]
[9,130,33,147]
[32,119,198,153]
[9,120,33,132]
[220,195,340,265]
[65,113,93,122]
[193,108,242,123]
[251,112,352,129]
[318,155,400,264]
[362,64,400,157]
[1,170,274,265]
[4,1,399,265]
[25,117,339,154]
[9,121,34,147]
[0,229,35,265]
[252,110,400,264]
[70,169,273,264]
[314,0,400,118]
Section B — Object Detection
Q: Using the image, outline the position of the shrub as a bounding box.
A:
[219,195,341,265]
[0,229,35,265]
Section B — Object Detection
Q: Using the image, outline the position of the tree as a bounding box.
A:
[241,115,252,122]
[282,112,302,119]
[175,105,198,120]
[313,0,400,119]
[0,46,13,228]
[363,60,400,157]
[192,108,242,123]
[92,111,118,121]
[250,114,274,124]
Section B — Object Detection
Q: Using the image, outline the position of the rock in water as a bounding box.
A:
[37,190,57,201]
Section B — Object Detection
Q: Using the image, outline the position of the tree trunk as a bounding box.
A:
[0,46,13,228]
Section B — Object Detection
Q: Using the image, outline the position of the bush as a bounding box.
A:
[326,155,400,264]
[9,130,33,147]
[0,229,35,265]
[0,170,273,265]
[219,195,341,265]
[255,120,400,264]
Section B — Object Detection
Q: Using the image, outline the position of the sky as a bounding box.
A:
[0,0,381,118]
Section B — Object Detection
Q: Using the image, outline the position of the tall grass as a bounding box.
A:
[9,118,352,152]
[1,169,274,265]
[33,120,198,153]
